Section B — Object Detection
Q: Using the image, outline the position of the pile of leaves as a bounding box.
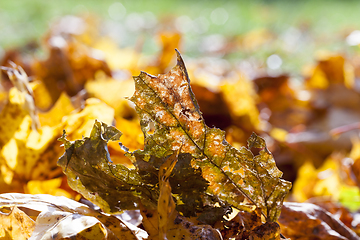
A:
[1,15,360,239]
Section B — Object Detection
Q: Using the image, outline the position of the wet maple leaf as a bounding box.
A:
[130,49,291,222]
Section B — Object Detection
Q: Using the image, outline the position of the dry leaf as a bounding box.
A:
[0,205,35,240]
[0,193,146,240]
[130,49,291,221]
[279,202,360,240]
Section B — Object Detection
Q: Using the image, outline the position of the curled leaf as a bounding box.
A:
[0,205,35,240]
[0,193,146,240]
[58,120,156,213]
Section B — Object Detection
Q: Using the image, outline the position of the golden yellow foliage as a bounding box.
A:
[0,206,35,240]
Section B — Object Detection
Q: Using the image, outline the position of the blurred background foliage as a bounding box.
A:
[2,0,360,75]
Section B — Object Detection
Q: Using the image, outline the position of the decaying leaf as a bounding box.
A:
[58,120,156,213]
[130,49,291,221]
[0,193,147,240]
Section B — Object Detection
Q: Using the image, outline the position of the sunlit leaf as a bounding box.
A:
[38,92,75,127]
[292,155,360,211]
[130,49,291,221]
[145,31,181,74]
[85,78,136,118]
[25,178,72,198]
[0,205,35,240]
[0,86,58,192]
[1,63,39,129]
[306,54,354,89]
[220,76,260,130]
[0,193,146,240]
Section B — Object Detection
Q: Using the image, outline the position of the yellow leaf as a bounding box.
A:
[220,76,260,129]
[1,138,18,170]
[92,38,140,74]
[145,32,181,75]
[30,81,54,111]
[292,161,318,202]
[38,92,75,127]
[140,205,159,239]
[270,127,288,142]
[62,98,114,141]
[0,206,35,240]
[85,78,135,118]
[306,54,354,89]
[0,87,29,145]
[26,178,72,198]
[293,157,342,202]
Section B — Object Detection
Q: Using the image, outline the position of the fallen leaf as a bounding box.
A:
[0,205,35,240]
[306,54,354,89]
[278,202,360,240]
[220,76,260,131]
[85,78,136,118]
[0,193,146,240]
[130,49,291,221]
[58,120,154,213]
[141,152,222,240]
[145,31,181,74]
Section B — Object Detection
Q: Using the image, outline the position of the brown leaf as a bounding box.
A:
[278,202,360,240]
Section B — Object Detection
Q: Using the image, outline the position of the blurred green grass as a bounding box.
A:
[1,0,360,48]
[1,0,360,75]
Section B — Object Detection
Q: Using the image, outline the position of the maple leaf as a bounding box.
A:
[130,49,291,222]
[58,120,157,213]
[57,119,209,217]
